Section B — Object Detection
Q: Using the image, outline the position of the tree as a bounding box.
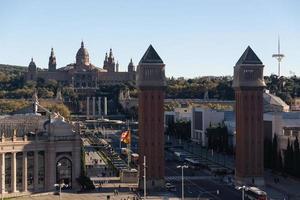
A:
[272,134,278,170]
[278,151,283,173]
[284,139,294,175]
[206,124,229,153]
[293,137,300,177]
[40,102,71,119]
[264,138,272,169]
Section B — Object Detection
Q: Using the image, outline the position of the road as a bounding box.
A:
[165,161,242,200]
[100,129,243,199]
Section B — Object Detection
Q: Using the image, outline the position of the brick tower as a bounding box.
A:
[233,46,266,186]
[137,45,166,189]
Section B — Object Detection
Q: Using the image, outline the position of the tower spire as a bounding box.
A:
[49,47,57,71]
[272,36,285,77]
[109,48,113,58]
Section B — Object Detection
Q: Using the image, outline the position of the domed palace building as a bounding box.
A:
[26,41,136,86]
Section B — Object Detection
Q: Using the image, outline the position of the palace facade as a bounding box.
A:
[0,101,81,197]
[26,41,136,86]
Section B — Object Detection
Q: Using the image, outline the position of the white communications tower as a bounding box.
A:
[272,37,285,77]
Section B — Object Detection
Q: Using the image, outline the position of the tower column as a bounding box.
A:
[104,97,107,116]
[92,97,96,117]
[137,45,166,190]
[22,152,27,192]
[98,97,102,117]
[33,151,38,191]
[233,46,266,186]
[11,152,16,193]
[86,97,90,119]
[1,153,5,195]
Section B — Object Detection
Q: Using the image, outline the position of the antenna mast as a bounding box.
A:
[272,36,285,77]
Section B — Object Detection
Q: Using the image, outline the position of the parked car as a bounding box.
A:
[165,183,176,192]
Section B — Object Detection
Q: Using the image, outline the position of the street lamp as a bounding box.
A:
[1,172,4,200]
[143,156,147,200]
[177,165,188,200]
[55,162,63,200]
[236,186,247,200]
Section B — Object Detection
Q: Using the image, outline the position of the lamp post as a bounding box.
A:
[56,162,62,200]
[143,156,147,200]
[1,172,4,200]
[237,186,247,200]
[177,165,188,200]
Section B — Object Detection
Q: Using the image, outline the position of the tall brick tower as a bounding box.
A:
[137,45,166,189]
[233,46,266,186]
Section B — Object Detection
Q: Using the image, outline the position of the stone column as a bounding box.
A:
[86,97,90,119]
[34,151,38,191]
[11,152,16,193]
[22,152,27,192]
[104,97,107,116]
[72,143,81,190]
[1,153,5,195]
[46,147,56,191]
[92,97,96,117]
[98,97,102,117]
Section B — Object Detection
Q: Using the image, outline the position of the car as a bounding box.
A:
[165,183,176,192]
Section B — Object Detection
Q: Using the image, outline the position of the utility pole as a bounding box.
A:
[143,156,147,199]
[127,120,131,168]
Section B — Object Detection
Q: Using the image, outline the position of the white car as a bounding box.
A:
[165,183,176,192]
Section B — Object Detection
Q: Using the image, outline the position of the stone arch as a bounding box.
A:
[56,155,72,188]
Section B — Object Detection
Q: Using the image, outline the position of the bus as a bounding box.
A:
[244,187,267,200]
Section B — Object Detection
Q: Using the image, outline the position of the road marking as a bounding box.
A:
[165,176,212,181]
[165,166,221,200]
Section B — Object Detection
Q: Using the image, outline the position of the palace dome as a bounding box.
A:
[28,58,37,71]
[76,41,90,66]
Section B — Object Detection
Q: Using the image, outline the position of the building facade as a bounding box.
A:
[137,45,166,189]
[0,108,81,197]
[232,46,266,186]
[191,108,224,146]
[26,41,136,86]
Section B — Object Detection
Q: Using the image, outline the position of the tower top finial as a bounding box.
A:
[81,41,84,48]
[236,46,262,65]
[139,44,163,64]
[50,48,54,56]
[109,48,113,57]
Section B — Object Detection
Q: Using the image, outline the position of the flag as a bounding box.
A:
[121,130,131,144]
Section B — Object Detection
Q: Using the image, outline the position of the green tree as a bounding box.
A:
[293,137,300,177]
[264,138,272,169]
[284,139,294,175]
[272,134,278,170]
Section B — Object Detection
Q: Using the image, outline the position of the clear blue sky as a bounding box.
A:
[0,0,299,78]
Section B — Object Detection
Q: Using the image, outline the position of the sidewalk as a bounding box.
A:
[14,191,137,200]
[265,171,300,200]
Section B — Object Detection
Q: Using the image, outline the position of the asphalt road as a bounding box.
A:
[99,129,242,200]
[165,161,242,200]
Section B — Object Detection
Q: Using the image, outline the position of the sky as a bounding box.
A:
[0,0,299,78]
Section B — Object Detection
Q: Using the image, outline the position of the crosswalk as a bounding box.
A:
[165,176,212,181]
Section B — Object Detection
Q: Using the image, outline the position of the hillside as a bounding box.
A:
[0,64,27,73]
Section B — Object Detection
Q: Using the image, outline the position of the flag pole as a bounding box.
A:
[127,120,131,169]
